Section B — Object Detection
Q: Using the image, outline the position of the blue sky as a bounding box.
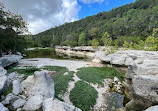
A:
[78,0,136,19]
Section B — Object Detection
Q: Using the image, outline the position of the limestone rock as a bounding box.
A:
[0,75,7,94]
[125,75,158,110]
[2,93,20,105]
[21,71,55,99]
[125,57,133,66]
[0,55,23,67]
[7,72,24,86]
[0,103,9,111]
[92,58,101,63]
[43,98,82,111]
[132,75,158,102]
[145,105,158,111]
[12,80,21,95]
[0,67,7,76]
[110,56,125,66]
[126,61,158,79]
[12,98,26,109]
[22,95,43,111]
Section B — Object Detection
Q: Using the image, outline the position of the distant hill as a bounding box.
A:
[32,0,158,47]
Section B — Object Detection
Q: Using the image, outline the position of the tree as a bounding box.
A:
[123,41,129,50]
[91,39,99,48]
[0,2,28,57]
[101,32,112,46]
[145,28,158,51]
[78,32,86,46]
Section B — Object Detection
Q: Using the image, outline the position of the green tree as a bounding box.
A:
[91,39,99,48]
[78,32,86,46]
[123,41,129,50]
[101,32,112,46]
[0,2,28,56]
[145,28,158,51]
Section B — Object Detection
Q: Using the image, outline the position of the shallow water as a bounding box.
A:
[25,48,89,60]
[104,92,124,111]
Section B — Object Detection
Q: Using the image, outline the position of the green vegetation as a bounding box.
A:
[76,67,123,85]
[78,32,86,46]
[102,32,112,47]
[31,0,158,48]
[0,3,28,57]
[7,66,40,78]
[42,66,74,100]
[7,65,74,101]
[70,81,98,111]
[1,85,12,97]
[91,39,99,48]
[121,28,158,51]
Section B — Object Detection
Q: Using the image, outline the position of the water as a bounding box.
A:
[25,48,88,60]
[104,92,124,111]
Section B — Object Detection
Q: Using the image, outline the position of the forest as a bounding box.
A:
[30,0,158,49]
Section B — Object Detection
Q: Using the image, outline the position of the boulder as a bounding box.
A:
[2,93,20,105]
[43,98,82,111]
[12,98,26,109]
[22,95,43,111]
[0,67,7,76]
[0,103,9,111]
[145,105,158,111]
[12,80,21,95]
[125,58,158,110]
[0,75,7,94]
[7,72,24,86]
[0,55,23,67]
[21,71,55,99]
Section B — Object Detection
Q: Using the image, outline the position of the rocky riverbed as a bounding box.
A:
[93,49,158,111]
[1,48,158,111]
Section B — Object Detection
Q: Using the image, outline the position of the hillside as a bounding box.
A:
[32,0,158,47]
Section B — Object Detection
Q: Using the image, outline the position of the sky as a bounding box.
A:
[0,0,136,35]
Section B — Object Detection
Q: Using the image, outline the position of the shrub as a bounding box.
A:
[70,81,98,111]
[76,67,123,85]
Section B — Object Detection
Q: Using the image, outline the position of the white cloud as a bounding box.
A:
[0,0,81,34]
[79,0,104,4]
